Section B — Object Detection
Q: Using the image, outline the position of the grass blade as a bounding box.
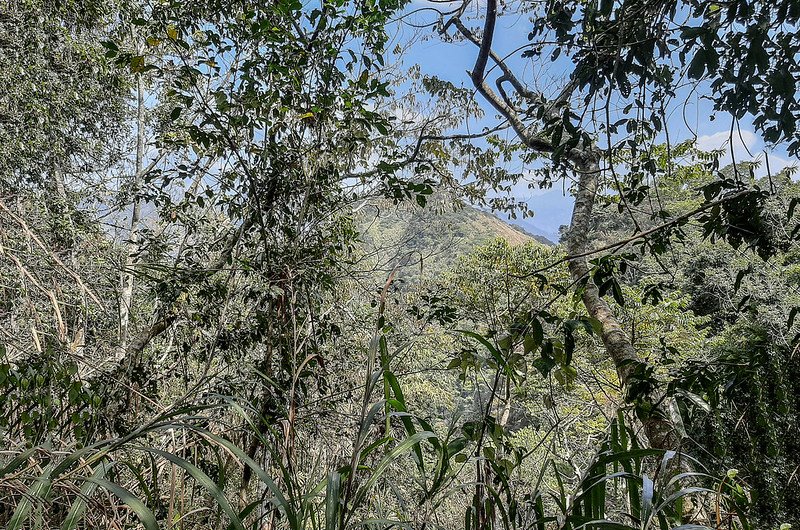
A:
[87,476,159,530]
[61,460,111,530]
[141,446,245,530]
[7,462,54,530]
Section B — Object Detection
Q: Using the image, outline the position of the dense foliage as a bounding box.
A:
[1,0,798,529]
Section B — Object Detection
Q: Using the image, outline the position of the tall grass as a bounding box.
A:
[1,403,754,529]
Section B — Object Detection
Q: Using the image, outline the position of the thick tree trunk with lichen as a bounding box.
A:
[566,152,677,450]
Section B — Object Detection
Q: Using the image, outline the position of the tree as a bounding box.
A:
[0,0,794,527]
[412,0,799,452]
[1,0,443,527]
[557,145,800,525]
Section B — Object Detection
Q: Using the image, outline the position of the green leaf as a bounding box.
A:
[585,316,603,337]
[654,486,715,513]
[87,477,159,530]
[325,471,341,530]
[0,447,36,479]
[641,473,654,522]
[140,447,245,530]
[456,330,511,377]
[181,426,285,516]
[676,389,711,413]
[573,521,636,530]
[7,463,54,530]
[523,333,540,355]
[734,265,751,293]
[788,197,800,219]
[610,278,625,306]
[61,461,110,530]
[687,49,707,79]
[130,55,146,73]
[533,355,556,377]
[384,371,425,472]
[352,431,436,507]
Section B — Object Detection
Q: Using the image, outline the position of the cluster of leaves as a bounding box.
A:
[0,0,126,193]
[674,322,800,527]
[0,349,109,444]
[528,0,800,153]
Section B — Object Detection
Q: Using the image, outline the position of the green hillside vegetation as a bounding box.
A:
[358,200,553,282]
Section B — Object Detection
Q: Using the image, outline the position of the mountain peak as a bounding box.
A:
[358,201,554,281]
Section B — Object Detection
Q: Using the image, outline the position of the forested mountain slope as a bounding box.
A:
[358,201,552,281]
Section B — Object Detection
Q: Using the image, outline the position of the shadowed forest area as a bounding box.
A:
[1,0,800,528]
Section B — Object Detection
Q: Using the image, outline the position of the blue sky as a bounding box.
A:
[386,1,798,242]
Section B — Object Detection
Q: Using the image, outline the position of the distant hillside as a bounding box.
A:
[357,201,553,282]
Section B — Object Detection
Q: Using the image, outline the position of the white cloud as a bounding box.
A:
[695,129,798,178]
[753,152,798,179]
[695,130,759,159]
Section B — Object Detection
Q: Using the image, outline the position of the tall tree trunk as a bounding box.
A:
[566,152,677,450]
[118,73,145,350]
